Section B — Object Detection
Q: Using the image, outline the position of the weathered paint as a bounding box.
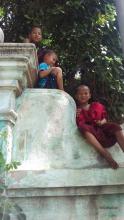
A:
[12,89,124,170]
[8,89,124,220]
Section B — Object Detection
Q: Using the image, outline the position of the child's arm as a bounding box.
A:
[76,108,82,117]
[76,108,86,128]
[92,102,107,126]
[39,63,55,78]
[39,67,53,78]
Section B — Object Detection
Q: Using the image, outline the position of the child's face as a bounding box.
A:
[29,27,42,44]
[76,86,91,105]
[44,53,57,66]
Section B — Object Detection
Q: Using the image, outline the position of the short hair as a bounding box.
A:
[28,25,42,34]
[75,84,91,95]
[43,49,58,60]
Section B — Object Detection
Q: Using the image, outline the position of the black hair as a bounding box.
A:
[42,49,58,60]
[74,84,92,107]
[28,24,42,34]
[75,84,91,95]
[43,49,56,56]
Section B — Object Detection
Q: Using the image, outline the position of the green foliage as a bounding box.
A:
[0,200,26,220]
[5,161,21,171]
[0,0,124,122]
[0,130,20,189]
[0,131,22,220]
[0,149,20,180]
[0,7,4,17]
[0,151,5,169]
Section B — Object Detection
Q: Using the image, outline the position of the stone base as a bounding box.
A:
[6,168,124,220]
[2,89,124,220]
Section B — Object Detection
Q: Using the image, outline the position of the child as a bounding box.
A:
[24,25,42,45]
[75,84,124,169]
[38,49,64,90]
[23,25,46,63]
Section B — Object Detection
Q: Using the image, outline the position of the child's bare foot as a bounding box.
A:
[108,159,119,169]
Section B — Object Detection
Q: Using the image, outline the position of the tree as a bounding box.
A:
[0,0,124,122]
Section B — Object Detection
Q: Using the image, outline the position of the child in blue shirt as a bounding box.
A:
[38,49,64,90]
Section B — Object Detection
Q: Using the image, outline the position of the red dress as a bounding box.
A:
[76,102,122,148]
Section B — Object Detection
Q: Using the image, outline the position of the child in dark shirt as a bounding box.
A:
[75,84,124,169]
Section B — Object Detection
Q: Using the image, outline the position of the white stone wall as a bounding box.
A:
[0,28,4,43]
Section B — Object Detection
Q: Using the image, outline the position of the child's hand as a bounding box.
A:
[95,119,107,126]
[108,159,119,169]
[76,108,82,117]
[95,120,102,126]
[51,67,56,72]
[50,67,62,76]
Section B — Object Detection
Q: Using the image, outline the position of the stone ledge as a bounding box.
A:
[7,168,124,189]
[0,56,37,88]
[6,185,124,198]
[0,43,38,89]
[0,43,36,57]
[0,80,22,96]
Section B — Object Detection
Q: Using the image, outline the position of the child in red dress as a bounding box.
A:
[75,85,124,169]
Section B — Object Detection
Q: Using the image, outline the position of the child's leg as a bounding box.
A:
[84,131,119,169]
[52,67,64,90]
[115,130,124,151]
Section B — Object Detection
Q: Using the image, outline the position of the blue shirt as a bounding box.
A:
[38,62,57,88]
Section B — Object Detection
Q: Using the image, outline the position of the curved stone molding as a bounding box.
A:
[12,89,124,170]
[0,43,38,162]
[0,43,38,91]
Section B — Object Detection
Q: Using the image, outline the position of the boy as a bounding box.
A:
[23,25,46,63]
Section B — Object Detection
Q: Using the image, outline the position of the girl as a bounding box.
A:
[75,85,124,169]
[38,49,64,90]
